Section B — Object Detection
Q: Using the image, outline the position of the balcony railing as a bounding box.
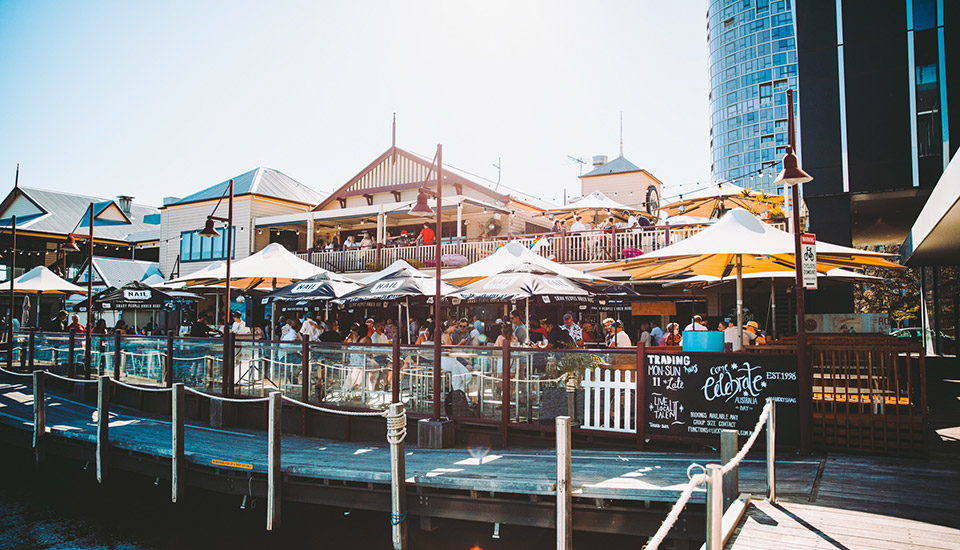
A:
[296,222,786,273]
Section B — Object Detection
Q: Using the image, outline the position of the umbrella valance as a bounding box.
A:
[264,272,363,304]
[446,263,596,303]
[444,242,602,286]
[3,266,87,294]
[335,267,456,304]
[77,281,175,311]
[661,268,882,288]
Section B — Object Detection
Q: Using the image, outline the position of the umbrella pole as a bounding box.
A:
[406,298,411,345]
[770,277,777,340]
[36,290,41,330]
[525,297,530,344]
[736,254,743,350]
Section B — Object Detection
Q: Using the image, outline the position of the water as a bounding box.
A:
[0,447,650,549]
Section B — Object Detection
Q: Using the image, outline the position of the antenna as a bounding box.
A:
[567,155,586,176]
[619,111,623,157]
[14,164,19,188]
[493,157,501,190]
[391,113,397,164]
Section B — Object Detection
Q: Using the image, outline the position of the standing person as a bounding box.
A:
[542,318,574,349]
[231,311,251,335]
[609,321,632,348]
[622,210,640,230]
[408,317,419,344]
[67,314,85,333]
[371,321,389,344]
[113,320,128,336]
[510,310,528,344]
[650,320,664,346]
[416,222,435,246]
[48,310,68,332]
[320,320,343,342]
[280,318,300,342]
[472,315,484,335]
[560,313,583,348]
[723,320,741,351]
[664,323,682,346]
[570,215,589,232]
[602,318,615,347]
[384,318,398,343]
[299,314,320,341]
[364,318,375,338]
[638,321,652,347]
[684,315,708,332]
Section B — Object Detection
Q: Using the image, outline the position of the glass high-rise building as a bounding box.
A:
[707,0,800,194]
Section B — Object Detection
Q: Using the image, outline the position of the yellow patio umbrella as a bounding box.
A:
[661,182,783,219]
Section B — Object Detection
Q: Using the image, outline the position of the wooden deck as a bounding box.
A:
[726,499,960,550]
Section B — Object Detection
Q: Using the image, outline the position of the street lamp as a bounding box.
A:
[197,179,234,396]
[774,89,813,454]
[408,145,443,423]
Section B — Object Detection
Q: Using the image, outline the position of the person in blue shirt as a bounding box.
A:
[650,320,663,346]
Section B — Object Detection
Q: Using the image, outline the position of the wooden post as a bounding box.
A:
[388,403,407,550]
[705,464,723,550]
[27,328,34,370]
[301,338,310,435]
[636,342,646,450]
[165,331,174,387]
[67,329,76,378]
[19,335,26,370]
[391,337,400,404]
[33,370,45,463]
[172,383,185,503]
[113,330,121,379]
[97,374,110,483]
[720,429,738,509]
[501,339,511,448]
[556,415,572,550]
[267,391,281,530]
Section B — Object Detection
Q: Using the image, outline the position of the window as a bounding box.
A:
[180,227,236,262]
[759,82,773,105]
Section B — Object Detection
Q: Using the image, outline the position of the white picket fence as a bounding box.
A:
[581,367,637,433]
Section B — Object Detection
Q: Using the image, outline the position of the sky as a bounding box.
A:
[0,0,710,208]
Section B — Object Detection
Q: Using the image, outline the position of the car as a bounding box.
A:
[890,327,957,354]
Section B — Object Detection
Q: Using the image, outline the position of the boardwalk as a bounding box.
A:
[726,499,960,550]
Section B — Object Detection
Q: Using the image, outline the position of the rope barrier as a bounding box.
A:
[386,407,407,444]
[280,394,389,417]
[111,378,173,393]
[44,371,98,384]
[720,401,771,475]
[184,386,271,403]
[0,366,33,378]
[643,472,708,550]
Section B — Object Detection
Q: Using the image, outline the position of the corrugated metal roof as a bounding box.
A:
[168,167,327,207]
[74,257,163,288]
[581,156,643,177]
[0,187,160,243]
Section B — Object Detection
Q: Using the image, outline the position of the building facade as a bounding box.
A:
[579,155,663,217]
[707,0,800,194]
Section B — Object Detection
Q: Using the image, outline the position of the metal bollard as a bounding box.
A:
[766,398,776,502]
[97,375,110,483]
[172,383,185,503]
[720,429,738,509]
[267,391,281,530]
[33,370,46,463]
[705,464,723,550]
[556,416,572,550]
[387,403,408,550]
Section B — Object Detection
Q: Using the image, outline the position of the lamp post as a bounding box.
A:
[6,214,15,369]
[774,89,813,454]
[198,179,234,396]
[84,203,94,377]
[408,146,443,422]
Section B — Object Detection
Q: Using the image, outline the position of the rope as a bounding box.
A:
[184,386,271,403]
[643,471,708,550]
[720,401,771,475]
[0,365,33,378]
[390,512,407,526]
[280,394,389,417]
[44,371,98,384]
[111,378,173,393]
[386,407,407,445]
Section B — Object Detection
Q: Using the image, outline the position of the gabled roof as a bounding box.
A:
[166,167,326,208]
[314,146,555,212]
[581,156,643,177]
[0,186,160,244]
[74,257,163,288]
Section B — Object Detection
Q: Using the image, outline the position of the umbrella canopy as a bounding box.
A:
[444,242,602,286]
[545,190,637,216]
[335,267,456,304]
[661,268,882,288]
[264,272,363,305]
[78,281,175,311]
[596,209,902,280]
[168,243,324,291]
[358,259,417,284]
[4,266,87,294]
[446,263,596,303]
[660,182,783,219]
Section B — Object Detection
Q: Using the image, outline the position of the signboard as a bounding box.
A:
[645,352,798,442]
[632,301,678,316]
[804,313,890,334]
[800,233,817,290]
[122,289,151,300]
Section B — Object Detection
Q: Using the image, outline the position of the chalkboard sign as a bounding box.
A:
[645,352,798,443]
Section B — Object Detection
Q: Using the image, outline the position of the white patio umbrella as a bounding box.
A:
[4,266,88,329]
[545,190,638,219]
[358,259,417,284]
[443,242,603,286]
[595,209,902,345]
[169,243,324,291]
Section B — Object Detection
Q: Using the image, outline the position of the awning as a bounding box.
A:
[901,155,960,266]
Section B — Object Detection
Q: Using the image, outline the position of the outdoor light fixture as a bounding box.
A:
[774,145,812,187]
[408,189,434,217]
[198,217,220,238]
[60,234,80,253]
[197,179,234,396]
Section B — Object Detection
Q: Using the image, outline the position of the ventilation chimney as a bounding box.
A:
[117,195,134,215]
[592,155,608,169]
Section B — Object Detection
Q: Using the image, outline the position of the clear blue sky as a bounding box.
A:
[0,0,710,207]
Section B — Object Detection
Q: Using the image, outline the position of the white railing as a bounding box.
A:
[581,367,636,433]
[293,222,787,272]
